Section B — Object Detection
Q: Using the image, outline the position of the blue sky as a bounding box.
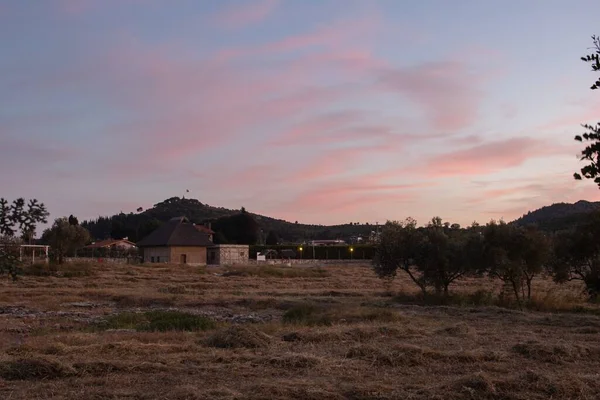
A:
[1,0,599,228]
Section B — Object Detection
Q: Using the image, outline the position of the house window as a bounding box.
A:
[240,252,244,257]
[156,256,160,263]
[151,256,155,263]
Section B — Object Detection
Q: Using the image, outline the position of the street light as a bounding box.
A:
[298,246,303,259]
[350,247,354,261]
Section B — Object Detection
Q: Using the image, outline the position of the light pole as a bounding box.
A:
[350,247,354,261]
[299,246,303,259]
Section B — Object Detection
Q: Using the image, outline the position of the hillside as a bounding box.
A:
[81,197,375,243]
[511,200,600,232]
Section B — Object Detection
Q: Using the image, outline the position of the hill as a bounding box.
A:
[81,197,376,244]
[511,200,600,232]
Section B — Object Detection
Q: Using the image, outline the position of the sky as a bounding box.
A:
[1,0,600,228]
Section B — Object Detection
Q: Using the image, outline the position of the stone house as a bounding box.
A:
[207,244,249,266]
[137,217,213,265]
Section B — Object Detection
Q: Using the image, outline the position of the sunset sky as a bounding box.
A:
[1,0,600,227]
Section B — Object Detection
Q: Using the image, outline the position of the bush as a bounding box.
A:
[98,311,216,332]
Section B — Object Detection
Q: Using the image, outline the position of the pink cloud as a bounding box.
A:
[275,179,424,221]
[213,0,278,29]
[378,61,483,131]
[422,137,562,177]
[536,98,600,131]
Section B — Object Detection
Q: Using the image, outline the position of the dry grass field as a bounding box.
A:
[1,261,600,399]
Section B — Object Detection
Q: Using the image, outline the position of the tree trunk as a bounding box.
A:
[510,279,522,311]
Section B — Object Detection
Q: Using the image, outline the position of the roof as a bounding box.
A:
[137,217,214,247]
[195,225,215,235]
[84,239,137,249]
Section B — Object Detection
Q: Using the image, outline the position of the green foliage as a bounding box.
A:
[41,218,91,264]
[373,218,482,295]
[482,222,550,307]
[418,223,484,295]
[98,310,216,332]
[20,199,49,244]
[0,197,49,278]
[373,218,425,292]
[0,244,21,280]
[574,35,600,186]
[212,211,259,245]
[550,212,600,299]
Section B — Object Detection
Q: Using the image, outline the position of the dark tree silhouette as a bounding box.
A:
[1,197,50,277]
[574,35,600,187]
[265,230,279,245]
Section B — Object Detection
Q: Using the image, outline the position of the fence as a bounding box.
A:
[250,245,375,260]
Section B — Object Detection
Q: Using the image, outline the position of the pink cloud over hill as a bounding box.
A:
[2,1,598,226]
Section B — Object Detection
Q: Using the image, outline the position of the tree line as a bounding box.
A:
[372,214,600,307]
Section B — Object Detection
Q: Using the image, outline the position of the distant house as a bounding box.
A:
[136,217,213,265]
[84,238,137,250]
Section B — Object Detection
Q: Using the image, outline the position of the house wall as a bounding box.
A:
[142,247,171,263]
[169,246,207,266]
[208,245,249,265]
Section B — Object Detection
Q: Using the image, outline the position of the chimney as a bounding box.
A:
[205,221,212,230]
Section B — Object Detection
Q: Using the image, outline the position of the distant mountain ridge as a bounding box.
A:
[511,200,600,231]
[81,197,600,242]
[82,197,375,243]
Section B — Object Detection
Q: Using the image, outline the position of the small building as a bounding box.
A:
[84,238,137,250]
[207,244,249,266]
[137,217,213,265]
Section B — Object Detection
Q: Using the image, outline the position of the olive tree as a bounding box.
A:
[41,218,91,264]
[373,218,483,296]
[372,218,427,294]
[550,212,600,299]
[482,221,550,308]
[416,222,483,295]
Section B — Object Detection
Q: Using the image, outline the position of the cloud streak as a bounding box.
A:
[213,0,279,29]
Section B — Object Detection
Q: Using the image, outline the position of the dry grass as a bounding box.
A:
[1,262,600,399]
